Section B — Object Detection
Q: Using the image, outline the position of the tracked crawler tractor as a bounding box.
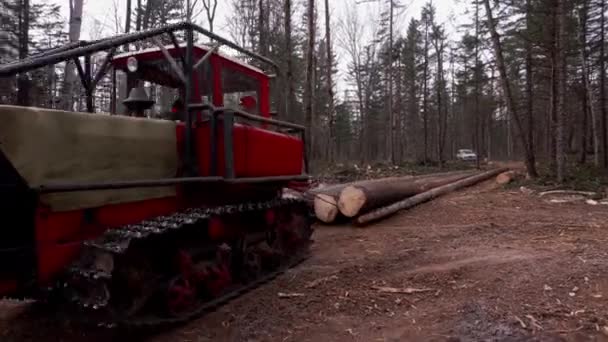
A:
[0,22,312,326]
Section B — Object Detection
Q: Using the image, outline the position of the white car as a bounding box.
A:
[456,149,477,162]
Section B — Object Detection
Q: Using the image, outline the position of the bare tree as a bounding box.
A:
[202,0,218,32]
[325,0,336,161]
[484,0,538,177]
[578,0,599,165]
[524,0,535,168]
[338,5,366,160]
[61,0,83,111]
[258,0,267,55]
[16,0,29,106]
[432,23,447,166]
[474,0,481,169]
[387,0,394,163]
[601,0,608,167]
[284,0,295,121]
[305,0,316,156]
[421,4,432,163]
[555,0,566,182]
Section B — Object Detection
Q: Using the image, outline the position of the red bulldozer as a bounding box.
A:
[0,22,312,325]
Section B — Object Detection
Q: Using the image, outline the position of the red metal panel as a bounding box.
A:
[35,197,179,285]
[211,56,223,107]
[188,122,304,178]
[259,78,270,119]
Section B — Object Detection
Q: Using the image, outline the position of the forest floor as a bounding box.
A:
[2,167,608,341]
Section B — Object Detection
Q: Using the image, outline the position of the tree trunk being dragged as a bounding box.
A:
[311,180,393,223]
[355,168,508,226]
[338,172,475,218]
[310,170,475,223]
[314,194,339,223]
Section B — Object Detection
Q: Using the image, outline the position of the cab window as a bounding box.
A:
[221,66,259,115]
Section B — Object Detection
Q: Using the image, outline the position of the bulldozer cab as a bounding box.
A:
[112,44,271,120]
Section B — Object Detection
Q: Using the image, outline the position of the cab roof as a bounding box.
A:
[113,43,267,77]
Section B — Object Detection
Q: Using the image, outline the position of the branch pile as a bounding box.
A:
[309,168,508,225]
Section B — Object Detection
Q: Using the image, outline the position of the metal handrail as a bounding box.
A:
[188,103,305,132]
[186,104,308,177]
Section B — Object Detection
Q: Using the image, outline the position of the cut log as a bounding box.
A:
[310,183,349,224]
[355,168,508,226]
[496,171,516,185]
[314,193,340,223]
[309,169,476,223]
[338,173,476,218]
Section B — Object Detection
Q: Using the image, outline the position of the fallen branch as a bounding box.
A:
[538,190,597,198]
[513,315,527,329]
[355,168,508,226]
[278,292,305,298]
[526,314,543,331]
[305,275,338,289]
[372,286,434,294]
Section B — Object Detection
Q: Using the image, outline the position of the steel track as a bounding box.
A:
[56,196,312,327]
[123,251,310,328]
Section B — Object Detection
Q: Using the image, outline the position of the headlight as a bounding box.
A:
[127,56,138,73]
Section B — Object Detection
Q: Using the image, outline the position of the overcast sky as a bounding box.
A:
[50,0,466,92]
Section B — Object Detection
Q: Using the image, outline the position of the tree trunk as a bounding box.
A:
[525,0,535,167]
[305,0,316,158]
[387,0,394,164]
[601,0,608,167]
[338,172,474,218]
[578,0,590,165]
[549,0,558,170]
[422,21,430,163]
[124,0,132,51]
[474,0,481,169]
[355,168,508,226]
[556,0,566,182]
[258,0,266,56]
[483,0,538,177]
[141,0,155,30]
[136,0,142,31]
[202,0,218,32]
[314,194,340,223]
[16,0,29,106]
[310,170,474,223]
[62,0,84,111]
[284,0,295,122]
[434,33,446,166]
[324,0,336,163]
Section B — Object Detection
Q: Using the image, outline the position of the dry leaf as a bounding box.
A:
[305,275,338,289]
[514,315,527,329]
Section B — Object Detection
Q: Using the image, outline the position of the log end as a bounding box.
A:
[338,185,366,218]
[314,194,339,223]
[496,171,516,185]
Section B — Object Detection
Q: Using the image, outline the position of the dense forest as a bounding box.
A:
[1,0,608,181]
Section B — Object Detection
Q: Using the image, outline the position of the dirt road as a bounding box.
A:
[3,180,608,341]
